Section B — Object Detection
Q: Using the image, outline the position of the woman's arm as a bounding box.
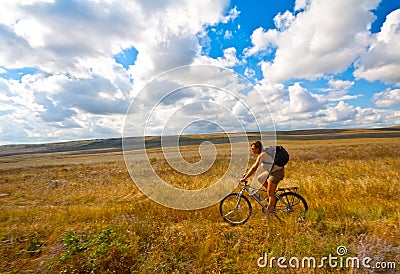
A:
[242,152,264,181]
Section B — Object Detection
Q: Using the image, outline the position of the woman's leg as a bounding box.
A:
[267,182,278,213]
[257,171,270,185]
[266,168,284,213]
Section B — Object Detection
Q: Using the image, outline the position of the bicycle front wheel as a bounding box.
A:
[274,192,308,220]
[220,193,252,225]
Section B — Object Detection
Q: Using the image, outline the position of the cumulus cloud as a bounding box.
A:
[354,9,400,85]
[288,83,324,113]
[372,88,400,107]
[193,46,240,69]
[326,79,354,91]
[127,0,235,82]
[124,66,273,138]
[320,79,360,101]
[238,0,400,130]
[325,101,357,122]
[0,0,398,144]
[294,0,311,11]
[0,0,241,143]
[253,81,387,130]
[274,11,296,31]
[254,80,287,103]
[248,0,380,82]
[244,27,278,57]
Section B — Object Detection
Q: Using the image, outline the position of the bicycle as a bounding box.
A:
[220,179,308,225]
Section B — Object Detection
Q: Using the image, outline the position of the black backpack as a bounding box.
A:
[266,146,289,167]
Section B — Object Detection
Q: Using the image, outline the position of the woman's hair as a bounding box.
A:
[251,140,263,150]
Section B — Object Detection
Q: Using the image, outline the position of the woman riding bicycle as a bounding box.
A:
[240,141,285,215]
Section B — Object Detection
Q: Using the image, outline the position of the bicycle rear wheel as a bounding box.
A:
[220,193,252,225]
[274,192,308,220]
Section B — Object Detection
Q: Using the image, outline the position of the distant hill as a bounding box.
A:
[1,127,399,157]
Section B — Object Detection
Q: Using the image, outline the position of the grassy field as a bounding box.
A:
[0,136,399,273]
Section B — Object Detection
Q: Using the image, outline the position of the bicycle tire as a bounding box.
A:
[274,192,308,219]
[220,193,252,225]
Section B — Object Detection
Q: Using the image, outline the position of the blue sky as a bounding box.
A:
[0,0,399,145]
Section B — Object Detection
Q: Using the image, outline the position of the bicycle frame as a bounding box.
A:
[238,181,298,213]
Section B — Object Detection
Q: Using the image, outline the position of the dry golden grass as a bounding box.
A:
[0,137,399,273]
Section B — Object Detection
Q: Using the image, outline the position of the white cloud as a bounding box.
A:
[218,47,240,67]
[372,88,400,107]
[249,0,380,82]
[0,0,398,144]
[254,79,287,103]
[288,83,323,113]
[294,0,311,11]
[320,79,360,101]
[0,0,233,77]
[221,5,240,23]
[274,11,295,31]
[244,67,256,80]
[325,101,357,122]
[128,0,235,82]
[254,82,394,130]
[224,30,233,39]
[193,47,239,68]
[124,66,273,138]
[245,27,278,56]
[271,99,399,130]
[240,0,400,132]
[377,9,400,43]
[327,79,355,91]
[354,9,400,86]
[0,0,239,144]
